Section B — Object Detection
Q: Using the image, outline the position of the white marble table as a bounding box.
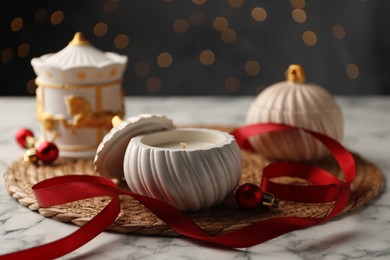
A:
[0,96,389,259]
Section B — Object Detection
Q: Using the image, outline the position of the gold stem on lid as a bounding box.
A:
[111,115,123,127]
[69,32,89,46]
[286,64,305,83]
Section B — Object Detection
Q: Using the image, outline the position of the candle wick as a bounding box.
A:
[180,142,187,149]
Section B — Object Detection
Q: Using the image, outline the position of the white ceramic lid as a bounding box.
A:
[31,32,127,84]
[94,114,175,179]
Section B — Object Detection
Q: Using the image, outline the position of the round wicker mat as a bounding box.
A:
[3,126,384,237]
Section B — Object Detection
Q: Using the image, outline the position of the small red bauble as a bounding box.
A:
[15,128,34,148]
[36,142,59,164]
[235,183,263,210]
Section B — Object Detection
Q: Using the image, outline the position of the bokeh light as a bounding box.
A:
[104,0,118,13]
[292,9,307,23]
[50,11,64,26]
[11,17,23,32]
[94,22,108,37]
[224,77,240,93]
[146,77,162,93]
[303,30,317,46]
[173,19,189,33]
[227,0,243,8]
[332,25,346,40]
[221,29,237,43]
[251,7,267,22]
[1,48,13,64]
[34,9,47,23]
[290,0,305,9]
[192,0,206,5]
[17,43,30,58]
[213,17,229,32]
[135,62,150,77]
[245,61,261,76]
[199,50,215,65]
[157,52,173,68]
[26,79,37,94]
[114,34,129,49]
[346,64,359,79]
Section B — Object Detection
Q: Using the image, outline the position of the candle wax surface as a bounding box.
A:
[154,141,214,149]
[138,128,229,151]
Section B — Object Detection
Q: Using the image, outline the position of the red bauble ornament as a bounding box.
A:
[15,128,34,148]
[36,142,59,164]
[235,183,263,210]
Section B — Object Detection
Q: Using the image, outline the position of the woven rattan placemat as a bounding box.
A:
[3,126,384,236]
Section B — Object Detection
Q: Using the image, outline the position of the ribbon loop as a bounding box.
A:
[261,162,342,203]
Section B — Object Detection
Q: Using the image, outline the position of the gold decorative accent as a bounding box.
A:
[76,71,87,80]
[64,95,123,129]
[35,93,123,144]
[35,110,60,141]
[23,148,38,163]
[262,192,279,208]
[69,32,90,46]
[25,136,36,149]
[35,78,122,89]
[286,64,305,83]
[110,68,117,76]
[40,111,57,131]
[111,115,123,127]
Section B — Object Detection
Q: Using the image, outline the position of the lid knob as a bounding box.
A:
[286,64,305,83]
[69,32,89,46]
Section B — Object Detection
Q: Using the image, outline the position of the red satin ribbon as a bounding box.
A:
[1,123,356,259]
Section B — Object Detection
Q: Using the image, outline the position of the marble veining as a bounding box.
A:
[0,96,389,259]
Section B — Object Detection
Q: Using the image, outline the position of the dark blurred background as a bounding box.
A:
[1,0,390,96]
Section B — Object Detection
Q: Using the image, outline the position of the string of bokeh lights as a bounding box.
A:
[2,0,360,95]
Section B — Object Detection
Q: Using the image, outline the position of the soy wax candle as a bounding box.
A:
[95,114,242,212]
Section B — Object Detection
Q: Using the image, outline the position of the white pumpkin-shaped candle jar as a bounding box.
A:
[31,32,127,158]
[94,114,242,212]
[246,64,344,161]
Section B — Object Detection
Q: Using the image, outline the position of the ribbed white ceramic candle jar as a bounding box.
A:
[123,128,242,212]
[94,114,242,212]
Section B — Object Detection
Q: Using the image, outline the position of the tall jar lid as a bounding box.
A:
[31,32,127,84]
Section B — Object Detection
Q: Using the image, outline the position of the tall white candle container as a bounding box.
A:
[94,114,242,212]
[31,32,127,158]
